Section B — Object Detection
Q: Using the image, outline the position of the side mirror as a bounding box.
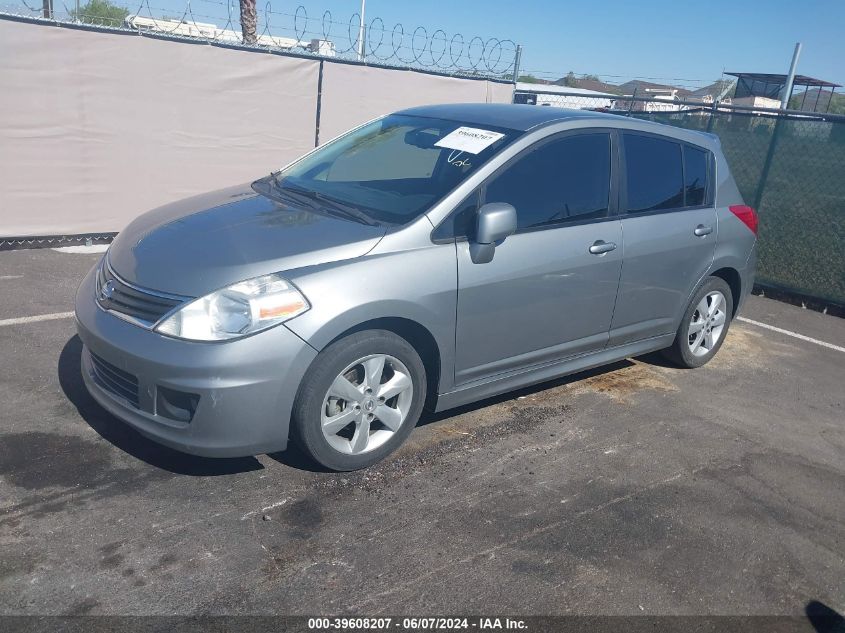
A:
[471,202,517,264]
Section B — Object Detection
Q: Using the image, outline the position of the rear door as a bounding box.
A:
[453,131,623,384]
[609,133,717,346]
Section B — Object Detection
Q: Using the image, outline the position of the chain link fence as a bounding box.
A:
[514,89,845,309]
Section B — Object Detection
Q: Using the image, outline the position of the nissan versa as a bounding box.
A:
[75,103,758,471]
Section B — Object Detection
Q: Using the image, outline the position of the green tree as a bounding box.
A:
[517,74,542,84]
[789,91,844,113]
[560,72,599,87]
[829,96,845,115]
[71,0,129,27]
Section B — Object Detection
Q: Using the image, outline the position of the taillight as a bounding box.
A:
[729,205,758,236]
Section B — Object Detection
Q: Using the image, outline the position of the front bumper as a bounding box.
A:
[75,265,318,457]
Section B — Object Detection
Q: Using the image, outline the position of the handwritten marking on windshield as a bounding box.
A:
[447,150,472,168]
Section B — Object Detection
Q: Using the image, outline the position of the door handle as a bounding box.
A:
[694,224,713,237]
[589,240,617,255]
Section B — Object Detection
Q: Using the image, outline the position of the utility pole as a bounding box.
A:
[780,42,802,109]
[357,0,366,62]
[42,0,52,19]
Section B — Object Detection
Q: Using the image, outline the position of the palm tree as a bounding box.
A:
[240,0,257,45]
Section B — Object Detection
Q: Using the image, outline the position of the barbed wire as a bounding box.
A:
[0,0,519,78]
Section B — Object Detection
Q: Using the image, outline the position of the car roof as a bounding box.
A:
[395,103,611,132]
[395,103,719,148]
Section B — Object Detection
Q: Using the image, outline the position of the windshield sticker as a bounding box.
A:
[435,127,505,155]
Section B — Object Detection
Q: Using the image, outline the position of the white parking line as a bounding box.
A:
[737,317,845,353]
[0,311,75,327]
[52,244,110,254]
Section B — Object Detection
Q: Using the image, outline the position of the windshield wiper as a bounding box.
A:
[272,179,380,226]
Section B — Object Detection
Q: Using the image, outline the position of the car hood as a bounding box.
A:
[107,181,386,297]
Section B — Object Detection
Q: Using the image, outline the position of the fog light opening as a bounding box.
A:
[156,386,200,423]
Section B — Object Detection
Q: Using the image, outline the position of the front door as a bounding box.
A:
[454,131,623,385]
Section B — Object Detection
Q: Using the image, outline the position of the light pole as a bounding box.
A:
[357,0,366,62]
[780,42,802,110]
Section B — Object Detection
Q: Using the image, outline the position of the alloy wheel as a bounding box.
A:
[687,290,727,357]
[320,354,414,455]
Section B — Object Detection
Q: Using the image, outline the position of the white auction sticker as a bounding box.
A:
[434,127,505,154]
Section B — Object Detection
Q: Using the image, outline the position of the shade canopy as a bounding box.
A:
[726,72,841,101]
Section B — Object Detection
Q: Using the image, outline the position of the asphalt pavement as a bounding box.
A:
[0,248,843,617]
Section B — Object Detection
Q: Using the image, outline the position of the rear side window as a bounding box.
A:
[623,134,684,213]
[683,145,708,206]
[485,133,611,230]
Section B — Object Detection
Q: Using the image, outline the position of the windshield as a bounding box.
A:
[266,114,519,226]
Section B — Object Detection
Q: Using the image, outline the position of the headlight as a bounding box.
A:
[155,273,309,341]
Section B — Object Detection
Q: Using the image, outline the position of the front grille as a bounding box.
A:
[89,351,140,408]
[96,263,186,326]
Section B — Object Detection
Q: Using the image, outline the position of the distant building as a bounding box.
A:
[725,71,841,113]
[688,79,736,103]
[553,77,621,95]
[730,94,782,112]
[610,87,690,113]
[124,15,336,56]
[514,83,614,109]
[617,80,693,99]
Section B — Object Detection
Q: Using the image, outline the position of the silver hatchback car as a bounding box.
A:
[76,103,757,470]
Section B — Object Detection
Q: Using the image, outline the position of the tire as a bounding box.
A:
[291,329,427,471]
[662,276,734,369]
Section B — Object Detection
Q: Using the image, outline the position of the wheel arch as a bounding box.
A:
[710,267,742,318]
[316,316,442,413]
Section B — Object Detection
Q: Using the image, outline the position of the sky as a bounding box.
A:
[115,0,845,89]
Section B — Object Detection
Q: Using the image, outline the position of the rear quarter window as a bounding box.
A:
[683,145,709,207]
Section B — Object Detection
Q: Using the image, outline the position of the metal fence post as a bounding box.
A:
[627,87,637,116]
[512,45,522,84]
[314,59,324,148]
[706,100,718,133]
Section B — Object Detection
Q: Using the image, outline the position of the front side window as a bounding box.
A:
[260,114,518,226]
[485,133,611,230]
[624,134,684,213]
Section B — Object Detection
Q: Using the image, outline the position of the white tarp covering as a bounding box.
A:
[0,19,320,235]
[0,18,514,236]
[318,62,513,143]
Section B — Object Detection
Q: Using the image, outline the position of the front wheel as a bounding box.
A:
[662,276,733,368]
[291,330,426,471]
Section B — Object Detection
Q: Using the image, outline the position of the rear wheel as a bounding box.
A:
[662,276,733,368]
[291,330,426,471]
